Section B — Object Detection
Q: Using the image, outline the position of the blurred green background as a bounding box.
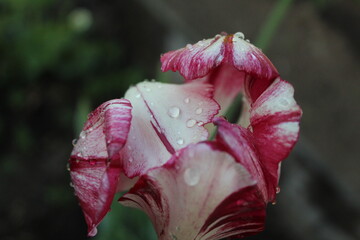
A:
[1,0,359,240]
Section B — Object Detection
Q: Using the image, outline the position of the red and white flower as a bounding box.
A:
[161,32,302,202]
[69,81,219,236]
[68,32,302,239]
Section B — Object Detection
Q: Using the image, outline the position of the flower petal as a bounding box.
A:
[161,35,225,80]
[121,81,220,178]
[214,117,268,202]
[119,143,266,240]
[161,33,279,107]
[250,78,302,201]
[71,99,132,162]
[69,99,132,236]
[69,160,120,237]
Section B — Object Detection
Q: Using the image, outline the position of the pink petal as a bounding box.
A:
[69,99,132,236]
[161,35,225,80]
[71,99,132,162]
[161,33,279,108]
[119,143,266,240]
[214,117,268,202]
[250,78,302,201]
[70,160,120,237]
[204,64,246,115]
[121,81,220,178]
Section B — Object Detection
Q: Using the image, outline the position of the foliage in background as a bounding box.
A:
[0,0,147,239]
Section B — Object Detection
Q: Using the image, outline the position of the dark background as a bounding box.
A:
[1,0,359,239]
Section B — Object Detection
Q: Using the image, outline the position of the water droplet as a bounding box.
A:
[183,167,200,186]
[195,107,203,114]
[234,32,245,39]
[150,102,154,106]
[69,182,74,188]
[186,119,197,128]
[276,186,281,194]
[135,93,141,98]
[66,163,70,171]
[184,97,190,103]
[168,107,180,118]
[197,121,204,126]
[127,145,132,150]
[72,139,78,146]
[176,138,184,145]
[198,40,204,46]
[246,39,250,43]
[186,44,192,50]
[272,201,277,205]
[129,157,133,163]
[76,152,82,157]
[79,131,86,139]
[89,127,93,132]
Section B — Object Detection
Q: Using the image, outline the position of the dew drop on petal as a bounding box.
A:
[79,131,86,139]
[195,107,203,114]
[184,97,190,104]
[66,163,70,171]
[129,157,133,163]
[135,93,141,98]
[150,102,154,106]
[183,167,200,186]
[272,201,277,205]
[197,121,204,126]
[168,107,180,118]
[276,186,281,194]
[234,32,245,39]
[72,139,78,146]
[186,119,197,128]
[176,138,184,145]
[88,227,98,237]
[69,182,74,188]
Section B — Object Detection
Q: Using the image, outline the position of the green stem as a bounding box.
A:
[255,0,294,52]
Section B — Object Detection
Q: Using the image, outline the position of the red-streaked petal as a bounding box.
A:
[250,78,302,201]
[119,143,266,240]
[161,33,279,109]
[70,160,120,237]
[71,99,132,161]
[121,81,220,178]
[161,35,225,80]
[214,117,268,202]
[69,99,132,236]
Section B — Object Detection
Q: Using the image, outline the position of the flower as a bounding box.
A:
[161,32,302,202]
[68,32,302,239]
[69,81,220,236]
[119,121,267,240]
